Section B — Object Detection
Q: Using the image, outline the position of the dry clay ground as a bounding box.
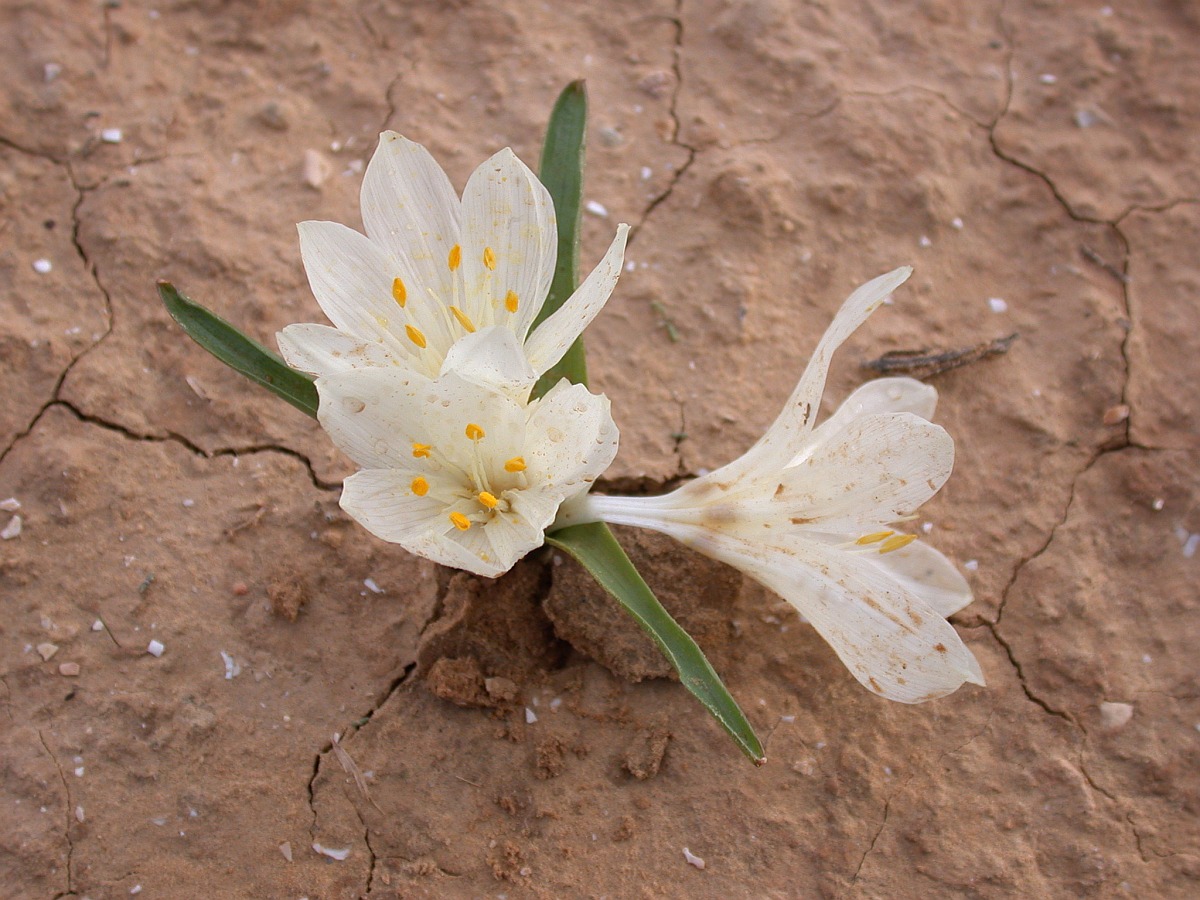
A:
[2,0,1199,897]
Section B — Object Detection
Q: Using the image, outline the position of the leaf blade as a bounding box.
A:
[158,281,319,419]
[533,80,589,397]
[546,522,766,764]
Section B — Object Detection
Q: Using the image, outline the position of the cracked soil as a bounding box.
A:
[2,0,1198,897]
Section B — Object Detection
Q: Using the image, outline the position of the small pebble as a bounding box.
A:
[32,259,52,274]
[181,498,195,508]
[640,166,652,180]
[1039,73,1058,84]
[37,643,60,661]
[146,639,165,658]
[1099,701,1134,730]
[130,886,142,895]
[988,297,1008,314]
[682,847,706,870]
[1151,498,1165,511]
[312,842,351,861]
[951,217,964,229]
[44,62,62,82]
[964,559,979,572]
[1102,404,1130,426]
[1074,108,1098,128]
[59,662,81,677]
[584,199,609,217]
[0,497,19,512]
[363,577,383,594]
[303,149,333,189]
[525,707,538,725]
[100,127,123,144]
[75,805,85,823]
[91,619,104,632]
[231,581,249,596]
[280,841,293,862]
[918,235,932,248]
[1,515,21,539]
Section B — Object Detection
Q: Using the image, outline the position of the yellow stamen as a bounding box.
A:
[855,530,895,546]
[465,423,485,441]
[478,491,499,510]
[504,290,519,313]
[449,511,471,531]
[410,476,429,497]
[448,244,462,271]
[483,247,497,270]
[392,277,407,307]
[504,456,526,473]
[405,324,427,349]
[412,443,431,458]
[879,534,918,554]
[450,305,476,333]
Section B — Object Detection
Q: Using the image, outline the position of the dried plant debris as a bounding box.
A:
[862,333,1018,380]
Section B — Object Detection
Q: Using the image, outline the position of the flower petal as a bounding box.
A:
[863,540,974,618]
[315,368,429,469]
[277,323,408,376]
[524,224,629,379]
[523,379,619,496]
[458,148,556,336]
[670,523,984,702]
[718,267,913,483]
[439,326,537,401]
[359,132,461,308]
[339,468,455,546]
[297,220,416,356]
[420,370,527,475]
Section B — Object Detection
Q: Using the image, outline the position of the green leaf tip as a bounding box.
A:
[157,281,319,419]
[546,522,766,764]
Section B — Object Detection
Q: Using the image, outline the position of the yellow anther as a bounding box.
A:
[465,423,485,440]
[855,530,895,546]
[503,456,527,473]
[478,491,499,510]
[504,290,519,313]
[410,476,429,497]
[449,511,471,531]
[392,277,407,307]
[405,324,427,349]
[450,305,476,333]
[483,247,497,270]
[411,443,431,458]
[448,244,462,271]
[879,534,918,554]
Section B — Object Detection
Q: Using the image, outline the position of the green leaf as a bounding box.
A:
[533,80,589,398]
[546,522,766,765]
[157,281,319,419]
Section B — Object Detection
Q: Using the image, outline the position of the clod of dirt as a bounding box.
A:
[534,735,568,780]
[267,577,308,621]
[425,656,493,709]
[622,726,672,780]
[543,526,742,682]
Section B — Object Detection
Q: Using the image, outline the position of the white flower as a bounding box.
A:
[278,131,629,399]
[316,366,618,578]
[557,267,985,702]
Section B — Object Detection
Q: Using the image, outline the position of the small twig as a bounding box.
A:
[1080,245,1129,284]
[862,333,1019,380]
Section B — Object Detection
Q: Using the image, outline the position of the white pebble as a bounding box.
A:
[32,259,52,274]
[220,650,241,680]
[988,297,1009,314]
[312,842,351,861]
[640,166,652,180]
[44,62,62,82]
[1074,109,1098,128]
[1039,73,1058,84]
[181,498,195,508]
[0,497,20,512]
[584,199,609,217]
[1151,498,1164,511]
[625,260,636,272]
[363,577,383,594]
[1099,701,1134,730]
[682,847,706,869]
[91,619,104,632]
[1,515,22,540]
[525,707,538,725]
[918,235,932,248]
[280,841,293,862]
[780,715,796,723]
[921,522,934,534]
[130,886,142,895]
[101,127,123,144]
[964,559,979,572]
[75,805,85,823]
[74,766,84,777]
[146,639,165,658]
[1184,534,1199,559]
[951,217,964,230]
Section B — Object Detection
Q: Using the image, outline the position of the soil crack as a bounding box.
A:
[37,729,74,898]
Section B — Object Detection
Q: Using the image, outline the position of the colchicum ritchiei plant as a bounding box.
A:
[160,82,983,763]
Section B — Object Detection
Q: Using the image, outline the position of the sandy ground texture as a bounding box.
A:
[3,0,1198,897]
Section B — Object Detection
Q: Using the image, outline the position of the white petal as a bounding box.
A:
[277,323,406,376]
[458,148,556,336]
[297,220,413,356]
[669,523,984,702]
[523,380,619,496]
[864,540,974,618]
[339,468,453,547]
[718,267,913,482]
[439,326,536,401]
[420,371,527,475]
[767,412,954,529]
[315,368,429,469]
[524,224,629,379]
[359,132,461,308]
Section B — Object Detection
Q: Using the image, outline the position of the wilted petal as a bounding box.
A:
[524,224,629,379]
[459,148,556,335]
[278,323,408,376]
[360,132,461,308]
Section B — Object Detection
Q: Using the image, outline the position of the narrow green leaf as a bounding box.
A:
[533,80,589,398]
[157,281,319,419]
[546,522,766,765]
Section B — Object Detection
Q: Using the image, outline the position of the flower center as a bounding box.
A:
[408,423,526,532]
